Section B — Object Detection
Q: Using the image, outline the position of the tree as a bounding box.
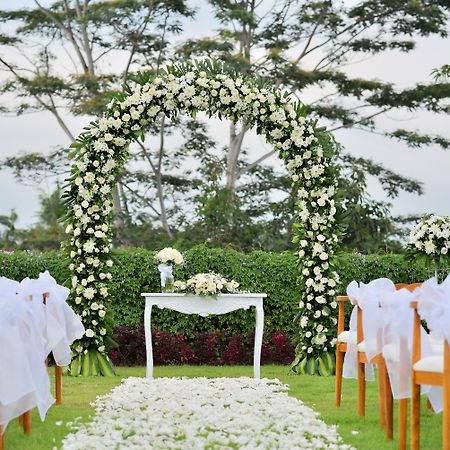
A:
[337,152,422,253]
[433,64,450,82]
[0,211,19,249]
[0,0,195,239]
[0,187,67,251]
[1,1,449,252]
[178,0,450,221]
[21,187,67,250]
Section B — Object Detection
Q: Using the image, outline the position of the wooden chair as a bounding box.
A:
[410,301,450,450]
[335,283,420,434]
[335,295,349,408]
[335,294,387,427]
[381,283,422,449]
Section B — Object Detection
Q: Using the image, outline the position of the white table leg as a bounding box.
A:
[254,304,264,379]
[144,301,154,378]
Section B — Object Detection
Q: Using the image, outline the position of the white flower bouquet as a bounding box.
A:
[155,248,184,266]
[408,214,450,279]
[155,248,184,291]
[174,273,241,296]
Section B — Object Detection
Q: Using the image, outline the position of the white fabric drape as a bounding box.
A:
[380,287,435,401]
[414,277,450,413]
[417,276,450,345]
[343,278,395,380]
[0,272,85,430]
[0,291,54,428]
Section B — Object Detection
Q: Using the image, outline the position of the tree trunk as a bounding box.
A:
[112,184,127,245]
[224,0,254,192]
[225,123,248,191]
[156,118,173,240]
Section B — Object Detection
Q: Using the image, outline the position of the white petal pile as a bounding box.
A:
[61,377,351,449]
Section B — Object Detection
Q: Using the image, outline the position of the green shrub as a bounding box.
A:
[0,246,431,339]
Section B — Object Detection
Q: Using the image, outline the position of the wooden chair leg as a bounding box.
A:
[380,361,393,439]
[55,365,62,405]
[444,380,450,450]
[335,349,344,407]
[385,373,394,440]
[358,361,366,416]
[0,424,4,450]
[377,361,387,429]
[22,410,31,435]
[398,398,407,450]
[411,381,421,450]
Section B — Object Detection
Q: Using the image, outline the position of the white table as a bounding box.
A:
[141,293,266,379]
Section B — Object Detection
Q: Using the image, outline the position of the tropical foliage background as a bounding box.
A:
[0,0,449,255]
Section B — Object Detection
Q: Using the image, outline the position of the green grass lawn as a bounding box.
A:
[3,365,442,450]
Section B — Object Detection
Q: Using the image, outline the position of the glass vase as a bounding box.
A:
[426,261,450,283]
[162,276,175,293]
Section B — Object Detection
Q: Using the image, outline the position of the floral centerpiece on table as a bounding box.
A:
[408,214,450,280]
[155,248,184,292]
[174,273,241,296]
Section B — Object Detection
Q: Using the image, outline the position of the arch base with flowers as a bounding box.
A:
[64,60,342,376]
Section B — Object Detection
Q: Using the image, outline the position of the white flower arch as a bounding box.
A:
[64,61,342,376]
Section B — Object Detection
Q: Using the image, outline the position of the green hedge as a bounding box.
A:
[0,246,431,339]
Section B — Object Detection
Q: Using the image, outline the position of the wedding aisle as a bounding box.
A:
[61,377,351,450]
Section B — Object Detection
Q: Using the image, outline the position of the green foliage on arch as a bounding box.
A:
[63,60,343,376]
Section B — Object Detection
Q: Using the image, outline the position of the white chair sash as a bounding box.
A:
[343,278,395,380]
[0,292,54,429]
[0,272,85,429]
[414,277,450,413]
[418,276,450,344]
[380,288,434,400]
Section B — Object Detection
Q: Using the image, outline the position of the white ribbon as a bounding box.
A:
[414,276,450,412]
[418,276,450,344]
[343,278,395,381]
[381,288,424,400]
[158,263,173,288]
[0,272,85,429]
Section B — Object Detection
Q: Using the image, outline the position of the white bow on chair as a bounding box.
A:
[343,278,395,381]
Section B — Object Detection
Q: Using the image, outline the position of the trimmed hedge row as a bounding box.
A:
[0,246,430,340]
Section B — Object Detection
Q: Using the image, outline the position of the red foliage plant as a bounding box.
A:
[109,326,294,366]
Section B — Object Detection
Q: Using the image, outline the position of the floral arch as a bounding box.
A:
[63,61,341,376]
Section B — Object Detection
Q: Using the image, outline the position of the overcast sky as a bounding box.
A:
[0,0,449,228]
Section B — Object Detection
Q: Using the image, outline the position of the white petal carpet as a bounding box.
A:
[62,377,351,450]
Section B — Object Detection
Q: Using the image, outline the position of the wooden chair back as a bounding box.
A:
[336,283,422,336]
[410,298,450,449]
[336,296,349,336]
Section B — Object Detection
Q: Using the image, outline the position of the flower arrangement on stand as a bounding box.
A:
[408,214,450,281]
[173,273,241,296]
[155,248,184,292]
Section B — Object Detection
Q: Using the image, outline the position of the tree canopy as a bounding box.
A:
[0,0,449,253]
